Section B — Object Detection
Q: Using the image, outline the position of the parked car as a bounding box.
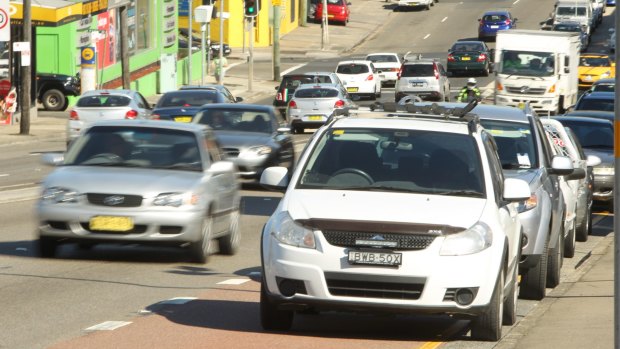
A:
[314,0,350,25]
[447,40,494,76]
[552,21,589,52]
[335,60,382,100]
[478,10,517,41]
[563,109,614,122]
[259,102,530,341]
[553,116,614,206]
[193,104,295,182]
[273,72,345,116]
[286,83,356,133]
[587,78,615,92]
[574,91,615,112]
[37,120,241,263]
[178,84,244,103]
[67,89,151,145]
[473,103,573,300]
[394,55,450,102]
[395,0,434,11]
[151,89,235,122]
[365,53,402,87]
[578,53,615,88]
[37,72,82,111]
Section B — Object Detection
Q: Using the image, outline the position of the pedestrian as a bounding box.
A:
[212,54,228,84]
[457,78,482,103]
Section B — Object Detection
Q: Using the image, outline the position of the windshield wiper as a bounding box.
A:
[432,190,485,197]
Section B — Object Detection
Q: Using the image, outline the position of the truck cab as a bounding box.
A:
[553,0,594,35]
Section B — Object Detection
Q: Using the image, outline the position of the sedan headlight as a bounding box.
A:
[440,222,492,256]
[593,166,614,176]
[240,146,272,157]
[153,192,199,207]
[271,211,316,249]
[41,187,80,203]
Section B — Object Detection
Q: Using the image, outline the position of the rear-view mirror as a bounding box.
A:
[550,155,574,175]
[42,153,65,166]
[260,167,289,192]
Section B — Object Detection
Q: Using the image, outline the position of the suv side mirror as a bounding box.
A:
[260,166,289,192]
[503,178,531,202]
[549,155,574,175]
[586,154,602,167]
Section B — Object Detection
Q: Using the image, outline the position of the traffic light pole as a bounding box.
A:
[248,16,254,91]
[273,4,281,81]
[188,0,193,85]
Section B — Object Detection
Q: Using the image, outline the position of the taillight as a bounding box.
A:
[69,110,79,120]
[125,110,138,119]
[447,54,455,62]
[505,19,511,26]
[477,54,486,62]
[334,100,345,108]
[433,63,439,80]
[365,74,374,81]
[289,100,298,109]
[397,67,403,79]
[391,68,400,72]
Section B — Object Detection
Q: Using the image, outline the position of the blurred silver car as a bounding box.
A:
[37,120,240,263]
[286,83,355,133]
[67,89,152,145]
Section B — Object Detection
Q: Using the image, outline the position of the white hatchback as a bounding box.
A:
[335,60,382,100]
[259,103,530,341]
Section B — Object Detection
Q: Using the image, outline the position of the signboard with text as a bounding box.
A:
[0,0,10,41]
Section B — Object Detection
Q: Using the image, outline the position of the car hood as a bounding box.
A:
[283,190,485,229]
[43,166,204,197]
[214,131,274,148]
[583,147,614,166]
[503,168,541,187]
[579,66,612,76]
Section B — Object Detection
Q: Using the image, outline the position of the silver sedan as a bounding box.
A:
[286,83,356,134]
[37,120,240,263]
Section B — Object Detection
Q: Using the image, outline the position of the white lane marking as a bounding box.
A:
[85,321,132,331]
[223,61,243,72]
[217,278,250,285]
[15,247,27,251]
[423,34,431,40]
[281,63,308,77]
[0,174,8,177]
[441,17,448,22]
[159,297,197,305]
[513,0,519,4]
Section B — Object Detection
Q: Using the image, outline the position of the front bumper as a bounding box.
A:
[395,90,443,102]
[447,62,486,72]
[495,94,558,114]
[592,174,613,201]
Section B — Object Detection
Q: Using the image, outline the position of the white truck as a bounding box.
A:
[494,30,580,115]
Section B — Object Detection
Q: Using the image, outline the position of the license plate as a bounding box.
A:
[410,82,424,87]
[461,57,471,61]
[409,2,420,5]
[174,116,192,123]
[346,87,358,92]
[348,250,402,266]
[89,216,134,232]
[308,115,323,121]
[490,25,499,29]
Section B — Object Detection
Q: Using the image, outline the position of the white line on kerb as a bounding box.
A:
[441,17,448,22]
[217,278,250,285]
[85,321,132,331]
[423,34,431,40]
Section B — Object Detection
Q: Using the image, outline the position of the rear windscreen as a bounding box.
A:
[482,15,508,22]
[336,64,370,74]
[295,88,339,98]
[400,64,434,77]
[157,91,217,107]
[77,95,131,107]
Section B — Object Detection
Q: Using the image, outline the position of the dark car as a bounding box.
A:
[574,91,615,112]
[36,72,81,111]
[563,110,614,123]
[552,21,589,52]
[588,78,615,93]
[273,72,344,116]
[554,116,614,205]
[151,89,233,122]
[178,28,232,57]
[478,10,517,41]
[179,84,243,103]
[447,40,494,76]
[192,104,295,182]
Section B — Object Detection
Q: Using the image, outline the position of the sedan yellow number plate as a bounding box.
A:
[174,116,192,123]
[89,216,134,232]
[308,115,323,121]
[461,57,471,61]
[346,87,358,92]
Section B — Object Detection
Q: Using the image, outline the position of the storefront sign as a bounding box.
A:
[82,0,108,17]
[164,18,175,32]
[76,32,92,47]
[81,47,96,67]
[77,16,93,30]
[164,3,176,17]
[164,32,176,48]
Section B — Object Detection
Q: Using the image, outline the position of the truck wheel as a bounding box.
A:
[42,89,66,111]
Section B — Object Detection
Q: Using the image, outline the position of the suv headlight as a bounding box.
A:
[271,211,316,249]
[153,192,199,207]
[440,222,492,256]
[41,187,80,203]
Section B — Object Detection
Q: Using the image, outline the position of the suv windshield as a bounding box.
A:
[480,119,539,169]
[400,64,434,77]
[297,128,485,196]
[499,50,555,77]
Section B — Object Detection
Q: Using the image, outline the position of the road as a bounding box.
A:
[0,0,616,348]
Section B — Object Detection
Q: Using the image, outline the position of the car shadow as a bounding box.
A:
[241,195,281,216]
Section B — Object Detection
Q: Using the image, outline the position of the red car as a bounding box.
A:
[314,0,351,25]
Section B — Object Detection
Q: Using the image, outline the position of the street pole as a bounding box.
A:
[273,4,280,81]
[20,0,31,135]
[201,24,206,85]
[248,16,254,91]
[218,0,224,85]
[300,0,307,26]
[188,0,193,85]
[120,6,130,89]
[321,0,329,50]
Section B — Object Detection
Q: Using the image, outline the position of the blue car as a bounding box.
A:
[478,10,517,41]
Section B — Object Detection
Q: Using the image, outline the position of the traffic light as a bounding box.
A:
[244,0,260,17]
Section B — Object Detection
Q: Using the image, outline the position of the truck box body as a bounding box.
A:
[494,29,580,115]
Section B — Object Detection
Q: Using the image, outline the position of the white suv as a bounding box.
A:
[335,60,382,100]
[259,102,530,341]
[394,56,451,102]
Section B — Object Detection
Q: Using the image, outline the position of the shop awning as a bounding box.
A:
[9,0,112,27]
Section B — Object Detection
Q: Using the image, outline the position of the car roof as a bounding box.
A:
[178,84,225,90]
[593,78,615,84]
[330,114,472,135]
[580,53,610,58]
[365,52,399,57]
[337,60,372,65]
[81,89,136,97]
[162,89,220,96]
[302,71,335,76]
[482,10,510,15]
[454,40,485,45]
[579,91,615,99]
[89,119,209,132]
[297,83,341,89]
[414,102,532,123]
[197,103,274,112]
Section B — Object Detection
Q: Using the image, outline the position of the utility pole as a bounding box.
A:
[188,0,193,84]
[321,0,329,50]
[20,0,31,135]
[300,0,307,26]
[201,23,206,85]
[273,3,280,81]
[248,16,253,90]
[218,0,224,85]
[120,5,130,89]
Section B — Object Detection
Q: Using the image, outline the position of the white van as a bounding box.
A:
[554,0,594,35]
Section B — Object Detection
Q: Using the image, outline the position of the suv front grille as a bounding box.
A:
[322,230,436,250]
[506,86,547,95]
[325,272,425,300]
[87,193,142,207]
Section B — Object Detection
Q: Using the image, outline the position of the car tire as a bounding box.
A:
[189,215,213,263]
[482,65,490,77]
[564,220,576,258]
[471,266,503,341]
[260,281,294,331]
[577,204,591,242]
[38,236,58,258]
[218,208,241,255]
[519,236,548,300]
[425,3,430,10]
[546,226,563,288]
[503,253,519,326]
[42,89,67,111]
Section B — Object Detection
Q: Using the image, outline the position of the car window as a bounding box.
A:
[297,128,485,196]
[400,64,434,77]
[295,88,339,98]
[366,55,398,63]
[591,83,615,92]
[77,95,131,107]
[576,97,615,112]
[482,14,508,22]
[336,64,370,74]
[158,91,218,107]
[195,109,274,133]
[482,132,504,204]
[480,119,538,169]
[558,120,614,149]
[579,57,611,67]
